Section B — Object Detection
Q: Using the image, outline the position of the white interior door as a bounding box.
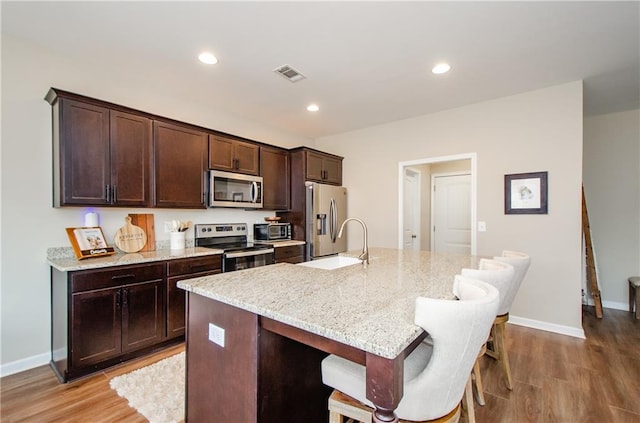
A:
[432,173,471,254]
[403,169,420,250]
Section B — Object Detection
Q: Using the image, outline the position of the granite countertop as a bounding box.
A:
[178,247,480,359]
[46,239,302,272]
[47,246,223,272]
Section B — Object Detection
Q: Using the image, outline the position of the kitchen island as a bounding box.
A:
[178,247,480,423]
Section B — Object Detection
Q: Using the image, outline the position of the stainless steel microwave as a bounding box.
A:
[209,170,263,208]
[254,223,291,241]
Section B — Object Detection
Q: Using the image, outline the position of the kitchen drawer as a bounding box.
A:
[167,255,221,277]
[275,245,305,263]
[70,263,164,293]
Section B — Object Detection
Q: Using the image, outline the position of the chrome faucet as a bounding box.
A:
[338,217,369,267]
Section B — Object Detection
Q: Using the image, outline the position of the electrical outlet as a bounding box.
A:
[478,221,487,232]
[208,323,225,347]
[164,221,173,233]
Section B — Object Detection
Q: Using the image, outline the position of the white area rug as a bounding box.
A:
[110,352,185,423]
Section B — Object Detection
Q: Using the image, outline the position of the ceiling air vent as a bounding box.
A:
[273,64,306,83]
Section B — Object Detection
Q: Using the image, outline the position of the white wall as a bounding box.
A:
[0,35,312,373]
[583,109,640,309]
[318,82,585,335]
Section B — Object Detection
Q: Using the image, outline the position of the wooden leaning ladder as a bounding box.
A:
[582,186,603,318]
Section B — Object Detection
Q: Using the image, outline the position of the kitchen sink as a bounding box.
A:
[297,255,362,270]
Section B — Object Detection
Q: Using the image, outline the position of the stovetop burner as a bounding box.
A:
[194,223,272,251]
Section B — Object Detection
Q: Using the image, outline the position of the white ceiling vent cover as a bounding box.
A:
[273,64,306,82]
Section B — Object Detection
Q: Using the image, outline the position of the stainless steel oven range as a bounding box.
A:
[194,223,274,272]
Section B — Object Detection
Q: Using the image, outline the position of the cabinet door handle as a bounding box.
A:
[112,185,117,203]
[122,288,128,308]
[116,290,121,309]
[233,158,239,170]
[111,274,135,280]
[105,185,111,202]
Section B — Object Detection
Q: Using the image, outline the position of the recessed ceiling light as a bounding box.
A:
[432,63,451,74]
[307,104,319,112]
[198,52,218,65]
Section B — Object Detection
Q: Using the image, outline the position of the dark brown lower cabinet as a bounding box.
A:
[166,255,222,339]
[274,244,305,264]
[52,262,176,382]
[70,286,121,369]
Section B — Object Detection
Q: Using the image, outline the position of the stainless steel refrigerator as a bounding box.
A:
[305,182,347,259]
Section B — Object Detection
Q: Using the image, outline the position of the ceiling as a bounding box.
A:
[2,1,639,139]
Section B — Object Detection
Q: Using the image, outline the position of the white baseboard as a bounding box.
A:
[584,298,629,312]
[508,315,586,339]
[601,300,629,311]
[0,352,50,378]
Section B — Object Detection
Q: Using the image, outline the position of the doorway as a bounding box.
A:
[403,168,421,251]
[398,153,477,255]
[432,172,471,254]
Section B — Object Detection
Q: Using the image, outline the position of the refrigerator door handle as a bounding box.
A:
[330,197,337,243]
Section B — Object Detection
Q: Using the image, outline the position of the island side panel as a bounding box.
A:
[258,324,332,423]
[186,293,259,422]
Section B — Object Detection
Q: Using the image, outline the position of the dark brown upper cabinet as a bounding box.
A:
[209,134,260,176]
[46,90,152,207]
[260,146,290,211]
[300,148,343,186]
[154,121,208,209]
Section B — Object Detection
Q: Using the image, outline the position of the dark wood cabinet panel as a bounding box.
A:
[58,98,111,206]
[122,280,164,352]
[154,121,208,208]
[321,155,343,185]
[70,287,121,368]
[48,92,152,207]
[305,151,325,183]
[209,134,260,175]
[260,146,290,211]
[305,150,342,185]
[275,244,305,264]
[166,255,222,339]
[109,111,152,206]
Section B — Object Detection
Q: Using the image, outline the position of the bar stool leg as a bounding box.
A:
[464,376,476,423]
[493,318,513,390]
[471,345,486,405]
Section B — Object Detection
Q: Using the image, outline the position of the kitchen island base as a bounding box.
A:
[186,293,332,422]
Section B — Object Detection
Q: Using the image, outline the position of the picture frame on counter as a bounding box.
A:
[504,171,548,214]
[65,227,116,260]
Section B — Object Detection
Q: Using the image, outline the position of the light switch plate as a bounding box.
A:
[478,221,487,232]
[208,323,225,347]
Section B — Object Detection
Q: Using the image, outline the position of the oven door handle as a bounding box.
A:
[225,248,274,259]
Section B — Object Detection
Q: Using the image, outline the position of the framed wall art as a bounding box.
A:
[66,227,116,260]
[504,171,548,214]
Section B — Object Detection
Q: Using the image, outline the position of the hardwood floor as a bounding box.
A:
[0,344,184,423]
[1,307,638,422]
[474,307,640,423]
